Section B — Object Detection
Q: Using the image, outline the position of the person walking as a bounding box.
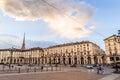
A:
[41,65,44,72]
[97,65,100,74]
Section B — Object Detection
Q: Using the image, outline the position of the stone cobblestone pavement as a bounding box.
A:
[0,71,107,80]
[115,74,120,80]
[99,73,120,80]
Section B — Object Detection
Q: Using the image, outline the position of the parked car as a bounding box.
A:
[70,64,77,67]
[112,63,120,69]
[28,64,34,67]
[18,64,23,66]
[83,64,93,69]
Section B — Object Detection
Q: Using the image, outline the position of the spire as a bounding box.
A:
[118,30,120,36]
[21,33,26,50]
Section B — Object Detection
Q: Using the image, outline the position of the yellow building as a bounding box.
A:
[0,48,43,64]
[104,30,120,64]
[44,41,105,65]
[0,34,105,65]
[0,34,44,65]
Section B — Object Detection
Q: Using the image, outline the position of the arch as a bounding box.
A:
[94,56,98,64]
[74,57,77,64]
[87,57,91,64]
[53,57,56,64]
[68,57,71,64]
[17,59,19,64]
[14,59,16,64]
[81,57,84,64]
[1,59,3,63]
[58,56,61,64]
[62,56,66,65]
[4,58,6,62]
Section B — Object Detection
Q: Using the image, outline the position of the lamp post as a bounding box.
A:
[38,54,40,66]
[55,53,58,71]
[113,53,117,63]
[28,54,31,70]
[9,47,14,70]
[41,49,44,65]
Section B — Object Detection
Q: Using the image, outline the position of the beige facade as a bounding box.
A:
[0,47,43,64]
[104,31,120,64]
[44,41,105,65]
[0,41,105,65]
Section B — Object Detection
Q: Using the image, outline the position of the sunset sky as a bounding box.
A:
[0,0,120,50]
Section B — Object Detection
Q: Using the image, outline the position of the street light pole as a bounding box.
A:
[113,53,117,63]
[9,47,13,70]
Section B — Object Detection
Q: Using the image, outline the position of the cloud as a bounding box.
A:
[0,34,56,49]
[0,0,95,39]
[0,34,22,48]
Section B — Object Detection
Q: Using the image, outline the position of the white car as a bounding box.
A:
[84,64,93,69]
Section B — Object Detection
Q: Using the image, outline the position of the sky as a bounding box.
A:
[0,0,120,50]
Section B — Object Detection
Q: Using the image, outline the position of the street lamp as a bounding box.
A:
[9,47,14,70]
[62,54,66,66]
[29,54,31,65]
[55,53,58,67]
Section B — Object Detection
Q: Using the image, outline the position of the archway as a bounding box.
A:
[58,56,61,64]
[63,57,66,65]
[74,57,77,64]
[81,57,84,64]
[14,59,16,64]
[94,56,98,64]
[88,57,91,64]
[68,57,71,64]
[1,59,3,64]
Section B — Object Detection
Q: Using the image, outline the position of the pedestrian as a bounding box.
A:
[97,65,100,74]
[101,67,104,74]
[115,64,119,72]
[98,65,104,74]
[41,65,44,72]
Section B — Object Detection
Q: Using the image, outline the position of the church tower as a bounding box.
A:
[21,33,26,50]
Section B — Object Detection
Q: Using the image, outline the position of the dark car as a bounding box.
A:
[70,64,77,67]
[112,63,120,69]
[28,64,34,67]
[18,64,22,66]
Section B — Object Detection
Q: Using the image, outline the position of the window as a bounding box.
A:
[110,51,112,55]
[87,44,89,46]
[110,57,114,61]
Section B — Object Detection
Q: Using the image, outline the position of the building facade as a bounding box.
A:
[0,48,43,64]
[44,41,105,65]
[104,30,120,64]
[0,34,105,65]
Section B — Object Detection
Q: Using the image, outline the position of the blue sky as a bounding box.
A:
[0,0,120,50]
